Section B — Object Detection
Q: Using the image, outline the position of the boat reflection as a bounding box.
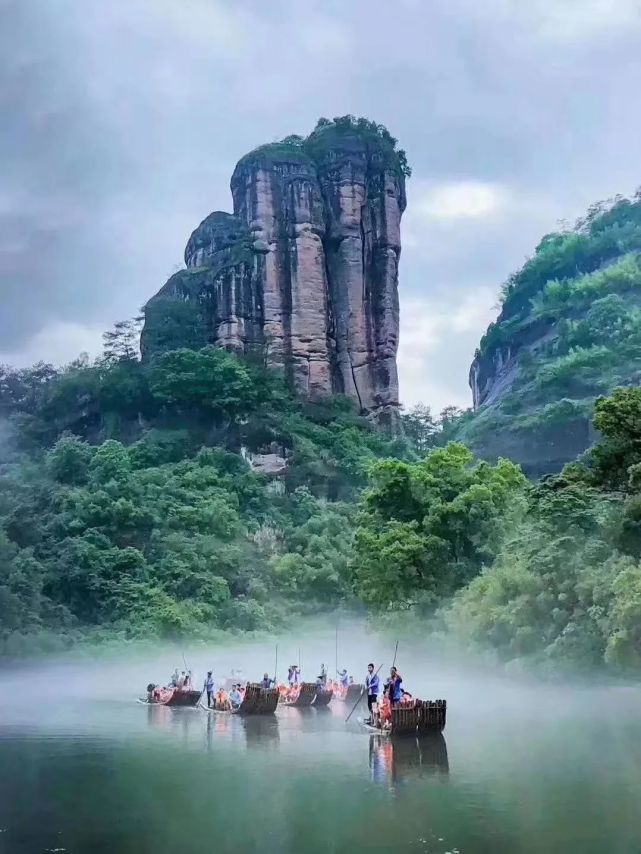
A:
[242,715,280,749]
[369,733,449,787]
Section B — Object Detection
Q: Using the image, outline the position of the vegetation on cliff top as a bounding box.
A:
[237,115,411,179]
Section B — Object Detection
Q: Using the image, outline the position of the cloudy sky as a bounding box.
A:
[2,0,641,411]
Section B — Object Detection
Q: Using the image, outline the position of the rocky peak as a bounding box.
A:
[142,117,408,423]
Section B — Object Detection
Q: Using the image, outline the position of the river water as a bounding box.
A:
[1,629,641,853]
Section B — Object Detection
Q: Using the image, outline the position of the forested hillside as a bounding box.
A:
[462,192,641,475]
[0,328,408,655]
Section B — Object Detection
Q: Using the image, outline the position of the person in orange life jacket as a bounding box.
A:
[365,663,380,723]
[215,686,230,711]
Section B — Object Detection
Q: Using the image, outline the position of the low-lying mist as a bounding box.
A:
[3,617,641,736]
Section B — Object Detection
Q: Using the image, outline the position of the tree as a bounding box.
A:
[149,347,260,422]
[352,443,526,609]
[401,404,437,453]
[102,318,143,363]
[47,436,94,485]
[588,387,641,489]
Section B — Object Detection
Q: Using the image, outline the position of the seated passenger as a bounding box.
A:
[215,688,231,711]
[229,685,242,709]
[288,684,300,702]
[380,696,392,729]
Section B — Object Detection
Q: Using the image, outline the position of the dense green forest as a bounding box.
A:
[0,326,416,656]
[3,318,641,670]
[4,194,641,672]
[459,192,641,474]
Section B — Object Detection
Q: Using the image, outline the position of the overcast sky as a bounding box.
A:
[2,0,641,411]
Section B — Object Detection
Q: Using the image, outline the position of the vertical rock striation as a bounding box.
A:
[142,119,407,422]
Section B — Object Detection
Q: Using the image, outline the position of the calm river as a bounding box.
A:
[1,629,641,853]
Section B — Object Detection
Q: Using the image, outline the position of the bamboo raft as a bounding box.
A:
[284,682,317,708]
[139,688,202,707]
[312,687,334,707]
[203,683,280,716]
[338,683,364,705]
[363,699,447,736]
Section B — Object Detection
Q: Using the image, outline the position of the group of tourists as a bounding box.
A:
[148,660,412,727]
[170,669,193,690]
[146,668,197,702]
[203,671,277,711]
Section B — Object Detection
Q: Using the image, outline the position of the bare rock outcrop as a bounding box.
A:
[141,118,408,422]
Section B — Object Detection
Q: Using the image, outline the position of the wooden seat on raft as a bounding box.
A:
[287,682,317,707]
[390,699,447,735]
[313,687,333,707]
[237,684,279,715]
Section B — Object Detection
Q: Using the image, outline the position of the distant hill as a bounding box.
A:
[459,192,641,476]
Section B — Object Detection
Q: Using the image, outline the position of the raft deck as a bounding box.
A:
[313,687,333,707]
[285,682,317,708]
[366,699,447,735]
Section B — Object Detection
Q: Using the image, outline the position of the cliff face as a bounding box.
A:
[460,194,641,476]
[141,119,407,422]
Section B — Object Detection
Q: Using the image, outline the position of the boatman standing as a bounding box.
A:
[204,671,215,708]
[385,666,403,706]
[365,663,379,723]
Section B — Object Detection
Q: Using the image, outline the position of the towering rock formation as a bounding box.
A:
[141,118,407,422]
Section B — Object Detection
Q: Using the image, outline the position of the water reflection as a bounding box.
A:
[369,733,449,788]
[242,716,280,749]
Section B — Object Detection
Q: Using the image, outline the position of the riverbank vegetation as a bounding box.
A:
[0,333,406,656]
[3,322,641,672]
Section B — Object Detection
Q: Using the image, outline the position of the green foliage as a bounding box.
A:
[0,337,409,652]
[465,192,641,470]
[149,347,261,422]
[585,387,641,491]
[47,436,94,485]
[497,193,641,319]
[444,387,641,671]
[306,115,411,178]
[352,444,526,609]
[531,254,641,320]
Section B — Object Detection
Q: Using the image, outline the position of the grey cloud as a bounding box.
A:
[2,0,641,406]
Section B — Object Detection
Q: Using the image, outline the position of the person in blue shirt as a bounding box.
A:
[385,666,403,705]
[261,673,275,689]
[229,685,242,709]
[203,671,215,708]
[338,669,349,690]
[365,663,380,722]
